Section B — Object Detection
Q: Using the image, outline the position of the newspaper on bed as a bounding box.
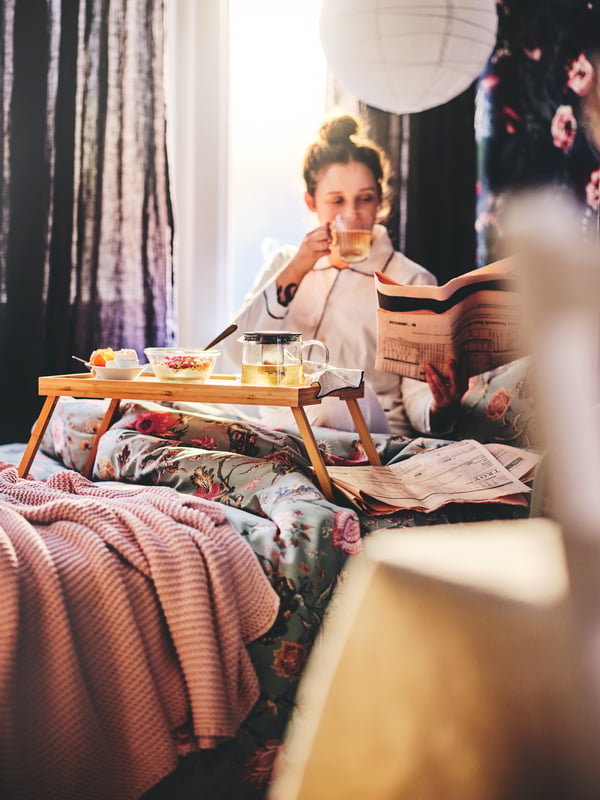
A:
[374,257,525,380]
[326,439,540,515]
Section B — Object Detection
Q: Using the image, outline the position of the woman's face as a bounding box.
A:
[306,160,380,228]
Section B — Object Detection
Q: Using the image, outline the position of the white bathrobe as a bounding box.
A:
[221,224,438,436]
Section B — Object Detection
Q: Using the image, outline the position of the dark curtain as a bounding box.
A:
[0,0,174,443]
[359,86,478,287]
[475,0,600,265]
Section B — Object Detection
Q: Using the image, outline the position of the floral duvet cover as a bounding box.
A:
[0,383,532,799]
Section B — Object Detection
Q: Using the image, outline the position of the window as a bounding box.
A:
[166,0,327,346]
[228,0,327,309]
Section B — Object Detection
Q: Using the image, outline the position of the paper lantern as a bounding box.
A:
[319,0,498,114]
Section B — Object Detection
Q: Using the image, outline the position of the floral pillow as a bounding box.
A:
[38,396,411,479]
[39,396,112,472]
[454,357,539,449]
[102,399,410,467]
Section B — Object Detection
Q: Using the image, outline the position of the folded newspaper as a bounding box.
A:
[327,439,539,515]
[375,257,525,380]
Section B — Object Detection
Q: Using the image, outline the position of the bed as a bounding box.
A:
[0,357,536,800]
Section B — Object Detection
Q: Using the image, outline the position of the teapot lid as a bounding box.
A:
[242,331,302,344]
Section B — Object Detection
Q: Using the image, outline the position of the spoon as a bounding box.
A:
[204,323,237,350]
[72,355,92,369]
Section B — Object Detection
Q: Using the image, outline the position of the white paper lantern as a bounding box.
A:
[319,0,498,114]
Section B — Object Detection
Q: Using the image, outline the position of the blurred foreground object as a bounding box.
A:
[506,189,600,795]
[503,189,600,532]
[270,521,591,800]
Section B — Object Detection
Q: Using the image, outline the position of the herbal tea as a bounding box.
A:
[336,229,371,263]
[241,362,305,387]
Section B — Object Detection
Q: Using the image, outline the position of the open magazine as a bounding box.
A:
[374,257,525,380]
[327,440,539,515]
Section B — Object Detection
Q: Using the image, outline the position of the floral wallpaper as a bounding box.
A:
[476,0,600,264]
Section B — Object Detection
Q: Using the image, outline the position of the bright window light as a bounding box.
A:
[228,0,328,309]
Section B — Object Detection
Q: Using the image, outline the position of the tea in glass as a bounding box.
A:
[335,229,371,263]
[241,361,305,387]
[333,214,372,263]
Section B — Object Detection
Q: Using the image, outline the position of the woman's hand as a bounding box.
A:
[424,358,468,432]
[276,223,333,306]
[293,222,333,273]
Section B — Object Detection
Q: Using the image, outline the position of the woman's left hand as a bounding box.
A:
[424,358,468,431]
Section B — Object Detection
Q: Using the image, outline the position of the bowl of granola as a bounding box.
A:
[144,347,221,382]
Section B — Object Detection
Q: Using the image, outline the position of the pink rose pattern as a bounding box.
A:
[586,169,600,210]
[455,359,538,448]
[331,508,362,555]
[485,388,513,422]
[551,105,577,153]
[128,410,180,437]
[272,641,307,681]
[476,1,600,267]
[567,52,595,96]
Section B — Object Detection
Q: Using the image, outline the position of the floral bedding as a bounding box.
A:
[0,358,536,799]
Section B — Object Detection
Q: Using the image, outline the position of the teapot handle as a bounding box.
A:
[301,339,329,375]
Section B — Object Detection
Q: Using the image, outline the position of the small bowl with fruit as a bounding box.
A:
[144,347,221,382]
[88,347,143,380]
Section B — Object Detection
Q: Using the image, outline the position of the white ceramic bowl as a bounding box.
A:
[144,347,221,382]
[93,365,144,381]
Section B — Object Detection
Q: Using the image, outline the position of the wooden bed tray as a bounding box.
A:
[18,372,382,500]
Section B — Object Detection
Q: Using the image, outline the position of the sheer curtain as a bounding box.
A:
[0,0,174,443]
[165,0,230,350]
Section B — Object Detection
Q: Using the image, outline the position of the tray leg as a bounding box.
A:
[82,398,121,478]
[291,406,334,501]
[18,395,60,478]
[344,398,382,465]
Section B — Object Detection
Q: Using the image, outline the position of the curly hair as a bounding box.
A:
[302,111,393,221]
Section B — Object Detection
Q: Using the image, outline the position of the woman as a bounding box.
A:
[222,112,465,436]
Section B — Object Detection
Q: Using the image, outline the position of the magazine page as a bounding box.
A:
[375,257,516,303]
[327,439,531,514]
[374,257,525,379]
[484,442,541,482]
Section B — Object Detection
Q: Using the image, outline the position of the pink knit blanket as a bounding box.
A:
[0,463,279,800]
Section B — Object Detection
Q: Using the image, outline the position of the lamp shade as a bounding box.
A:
[319,0,498,114]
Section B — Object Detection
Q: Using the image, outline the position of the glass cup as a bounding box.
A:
[333,214,372,263]
[239,331,329,387]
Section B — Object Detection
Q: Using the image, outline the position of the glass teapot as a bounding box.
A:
[239,331,329,387]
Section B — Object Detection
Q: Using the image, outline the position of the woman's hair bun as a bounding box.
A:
[320,114,360,145]
[303,109,392,221]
